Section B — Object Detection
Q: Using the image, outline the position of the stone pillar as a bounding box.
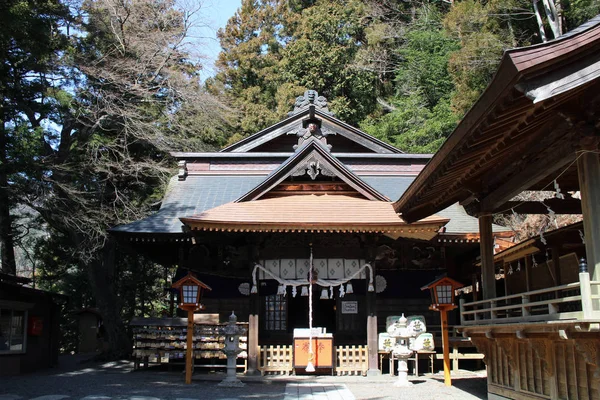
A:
[479,215,496,299]
[577,151,600,281]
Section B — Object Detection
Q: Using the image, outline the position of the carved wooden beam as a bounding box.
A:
[530,339,553,377]
[574,339,600,379]
[496,338,517,369]
[469,337,490,365]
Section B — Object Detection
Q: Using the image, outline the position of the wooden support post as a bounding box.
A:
[366,257,379,376]
[503,262,509,296]
[577,151,600,281]
[452,345,459,372]
[247,290,260,375]
[522,295,531,317]
[552,247,562,286]
[479,216,496,299]
[185,309,194,384]
[441,308,452,386]
[524,255,531,292]
[579,267,594,319]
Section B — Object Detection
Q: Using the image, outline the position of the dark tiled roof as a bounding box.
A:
[111,173,506,235]
[111,175,266,233]
[436,204,510,234]
[360,176,415,200]
[360,176,509,233]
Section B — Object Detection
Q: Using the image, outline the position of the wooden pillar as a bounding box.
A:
[246,290,260,375]
[577,151,600,281]
[552,247,562,286]
[185,309,194,384]
[503,262,509,296]
[366,262,379,375]
[524,254,531,292]
[479,216,496,299]
[440,308,452,386]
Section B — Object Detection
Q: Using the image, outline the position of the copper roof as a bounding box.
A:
[181,194,448,240]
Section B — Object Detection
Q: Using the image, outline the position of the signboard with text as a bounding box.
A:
[341,301,358,314]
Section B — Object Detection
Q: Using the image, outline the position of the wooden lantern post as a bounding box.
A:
[172,273,212,384]
[421,276,463,387]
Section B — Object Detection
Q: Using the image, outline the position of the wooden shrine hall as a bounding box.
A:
[112,90,510,375]
[395,15,600,400]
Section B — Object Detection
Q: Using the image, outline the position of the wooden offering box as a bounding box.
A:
[292,328,333,373]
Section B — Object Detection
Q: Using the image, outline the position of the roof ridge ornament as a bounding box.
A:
[288,90,333,117]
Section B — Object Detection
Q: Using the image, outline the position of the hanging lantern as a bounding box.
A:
[301,286,309,296]
[320,288,329,300]
[421,275,463,312]
[171,272,212,311]
[346,282,354,294]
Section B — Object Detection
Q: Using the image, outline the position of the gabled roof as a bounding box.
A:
[180,194,449,241]
[236,138,389,202]
[221,107,402,154]
[394,15,600,222]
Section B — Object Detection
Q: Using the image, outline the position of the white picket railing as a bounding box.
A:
[460,280,600,325]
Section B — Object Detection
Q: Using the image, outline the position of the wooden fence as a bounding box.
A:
[335,345,368,376]
[258,345,368,376]
[259,345,293,375]
[460,280,600,325]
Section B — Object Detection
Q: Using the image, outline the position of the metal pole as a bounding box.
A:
[441,308,451,386]
[186,309,194,384]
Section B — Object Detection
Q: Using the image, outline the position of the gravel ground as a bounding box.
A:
[0,355,487,400]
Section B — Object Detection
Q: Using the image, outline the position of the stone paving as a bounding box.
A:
[0,356,488,400]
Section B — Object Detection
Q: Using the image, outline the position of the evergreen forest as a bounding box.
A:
[1,0,598,357]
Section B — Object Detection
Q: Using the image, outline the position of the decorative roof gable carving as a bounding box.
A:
[221,89,401,154]
[288,90,333,116]
[236,139,389,202]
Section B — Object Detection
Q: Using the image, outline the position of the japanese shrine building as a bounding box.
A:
[112,90,511,375]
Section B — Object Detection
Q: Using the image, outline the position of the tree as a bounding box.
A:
[2,0,232,357]
[360,4,460,153]
[280,0,378,125]
[443,0,540,114]
[212,0,380,137]
[0,0,69,275]
[212,0,293,136]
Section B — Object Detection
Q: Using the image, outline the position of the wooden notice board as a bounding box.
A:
[293,337,334,369]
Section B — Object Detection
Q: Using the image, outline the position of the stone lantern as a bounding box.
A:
[387,314,428,387]
[218,311,246,387]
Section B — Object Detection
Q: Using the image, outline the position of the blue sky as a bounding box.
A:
[195,0,241,79]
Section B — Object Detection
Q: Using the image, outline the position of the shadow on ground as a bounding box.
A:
[432,376,487,399]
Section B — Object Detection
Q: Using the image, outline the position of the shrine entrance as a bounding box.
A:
[288,293,336,335]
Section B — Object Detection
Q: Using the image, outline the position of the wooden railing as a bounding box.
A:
[258,345,293,375]
[335,345,368,376]
[258,344,368,375]
[460,280,600,325]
